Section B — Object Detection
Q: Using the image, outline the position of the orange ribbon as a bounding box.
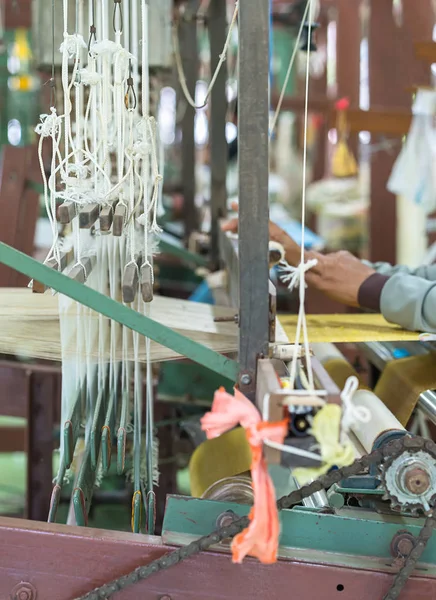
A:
[201,387,288,564]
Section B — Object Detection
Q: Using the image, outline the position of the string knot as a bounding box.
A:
[60,33,87,58]
[89,40,119,58]
[35,108,62,137]
[340,376,370,440]
[79,68,102,86]
[279,258,317,291]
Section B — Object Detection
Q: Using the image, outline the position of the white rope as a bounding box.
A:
[340,376,370,442]
[172,1,239,110]
[277,0,315,390]
[269,0,311,138]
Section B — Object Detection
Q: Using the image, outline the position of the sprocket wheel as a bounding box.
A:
[379,438,436,513]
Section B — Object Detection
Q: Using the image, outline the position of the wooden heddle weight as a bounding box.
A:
[140,262,154,303]
[122,254,142,304]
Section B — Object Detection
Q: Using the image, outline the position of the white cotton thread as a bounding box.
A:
[173,1,239,110]
[269,0,311,138]
[340,376,371,442]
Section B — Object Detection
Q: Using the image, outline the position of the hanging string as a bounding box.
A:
[269,0,310,138]
[172,1,239,110]
[284,0,317,390]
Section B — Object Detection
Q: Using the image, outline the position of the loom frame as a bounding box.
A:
[1,515,436,600]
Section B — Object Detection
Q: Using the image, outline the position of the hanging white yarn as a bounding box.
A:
[279,258,318,292]
[60,33,87,58]
[339,376,371,443]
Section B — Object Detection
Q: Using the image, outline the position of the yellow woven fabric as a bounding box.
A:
[189,427,252,498]
[323,358,370,391]
[374,354,436,426]
[279,313,419,343]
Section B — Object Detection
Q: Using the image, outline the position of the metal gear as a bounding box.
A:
[380,440,436,513]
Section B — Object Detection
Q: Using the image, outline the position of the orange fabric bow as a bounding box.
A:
[200,387,288,564]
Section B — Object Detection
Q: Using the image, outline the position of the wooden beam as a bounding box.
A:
[415,41,436,63]
[1,517,436,600]
[368,0,433,264]
[270,94,412,135]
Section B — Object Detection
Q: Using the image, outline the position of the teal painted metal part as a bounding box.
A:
[0,242,238,382]
[158,237,208,268]
[162,495,436,564]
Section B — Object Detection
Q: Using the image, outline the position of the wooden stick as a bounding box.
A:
[113,204,126,237]
[140,262,154,303]
[58,201,76,224]
[79,204,100,229]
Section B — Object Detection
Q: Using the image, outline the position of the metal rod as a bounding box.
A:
[237,0,270,397]
[0,242,238,382]
[209,0,228,268]
[179,0,199,240]
[417,390,436,426]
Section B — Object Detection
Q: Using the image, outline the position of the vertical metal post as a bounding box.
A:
[238,0,270,396]
[208,0,228,268]
[179,1,200,241]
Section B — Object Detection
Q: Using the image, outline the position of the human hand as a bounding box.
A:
[305,250,376,307]
[221,217,302,265]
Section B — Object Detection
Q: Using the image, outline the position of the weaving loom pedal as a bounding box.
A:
[58,201,76,224]
[112,203,127,237]
[78,204,100,229]
[122,255,142,304]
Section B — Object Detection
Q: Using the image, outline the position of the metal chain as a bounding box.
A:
[75,436,435,600]
[383,511,436,600]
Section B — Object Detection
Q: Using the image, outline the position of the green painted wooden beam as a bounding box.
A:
[158,237,208,268]
[0,242,238,382]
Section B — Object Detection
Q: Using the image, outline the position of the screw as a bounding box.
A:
[404,466,430,495]
[397,537,414,556]
[216,510,237,530]
[10,582,37,600]
[390,530,415,559]
[240,374,251,386]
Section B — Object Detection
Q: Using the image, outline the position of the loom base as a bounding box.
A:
[1,515,436,600]
[162,495,436,572]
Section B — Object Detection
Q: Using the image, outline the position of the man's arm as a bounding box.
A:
[221,218,436,332]
[370,274,436,332]
[363,260,436,281]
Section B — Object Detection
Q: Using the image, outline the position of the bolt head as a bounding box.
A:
[216,510,237,531]
[240,374,251,386]
[10,583,37,600]
[397,538,414,556]
[390,531,415,559]
[404,466,430,495]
